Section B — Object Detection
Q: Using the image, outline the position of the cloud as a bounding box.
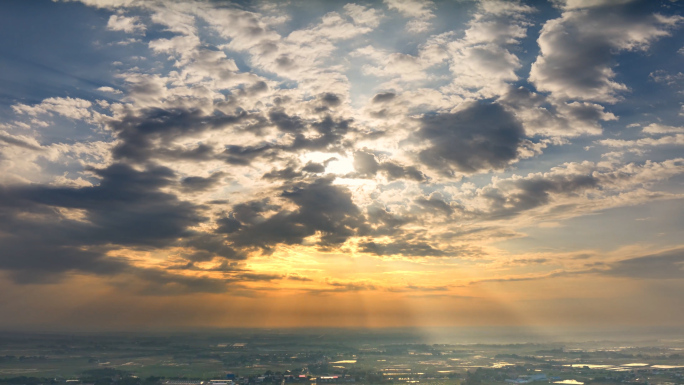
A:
[476,166,599,219]
[0,160,256,292]
[120,268,233,295]
[64,0,137,9]
[0,163,217,282]
[180,172,226,192]
[0,240,128,284]
[343,4,382,28]
[227,177,364,250]
[384,0,434,33]
[469,158,684,220]
[597,135,684,148]
[530,2,683,103]
[559,0,639,11]
[319,278,378,293]
[97,86,123,94]
[642,123,684,135]
[109,106,252,163]
[650,70,684,87]
[355,39,449,82]
[0,132,43,151]
[383,0,434,19]
[500,86,617,136]
[353,150,426,181]
[414,193,455,216]
[262,166,304,181]
[596,123,684,148]
[372,92,396,103]
[2,0,684,324]
[107,14,146,34]
[12,97,94,121]
[217,114,356,166]
[287,274,313,282]
[443,0,533,98]
[358,241,445,257]
[5,163,204,246]
[605,248,684,279]
[417,102,525,175]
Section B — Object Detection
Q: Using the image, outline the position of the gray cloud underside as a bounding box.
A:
[353,150,426,181]
[605,248,684,279]
[418,102,525,174]
[0,163,254,290]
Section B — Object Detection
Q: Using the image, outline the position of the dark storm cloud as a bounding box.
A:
[418,102,524,174]
[605,248,684,279]
[353,150,426,181]
[226,177,365,250]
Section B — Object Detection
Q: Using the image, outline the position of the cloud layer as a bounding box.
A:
[0,0,683,329]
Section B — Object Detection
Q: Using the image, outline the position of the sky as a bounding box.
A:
[0,0,683,333]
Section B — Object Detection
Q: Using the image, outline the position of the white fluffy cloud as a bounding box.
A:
[107,14,146,33]
[384,0,435,33]
[444,0,533,98]
[12,97,94,121]
[643,123,684,134]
